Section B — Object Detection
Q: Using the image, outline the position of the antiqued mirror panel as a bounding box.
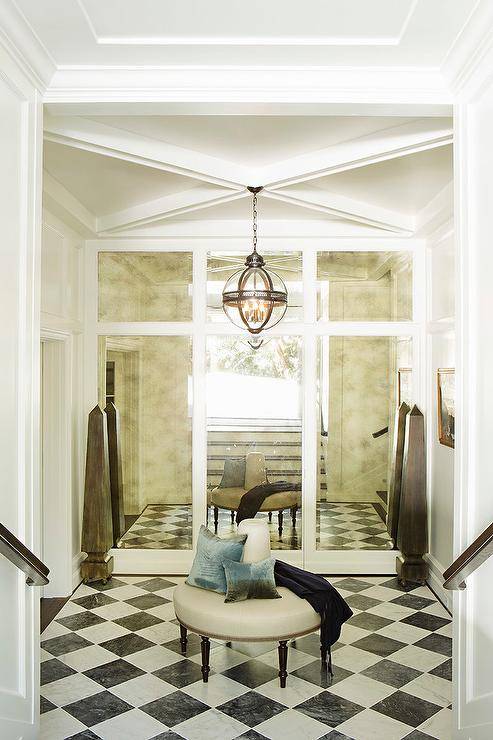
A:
[207,251,302,324]
[99,252,193,321]
[317,251,413,321]
[317,335,413,550]
[102,335,193,549]
[206,335,302,550]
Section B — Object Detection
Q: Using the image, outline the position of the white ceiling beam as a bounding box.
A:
[43,172,97,236]
[415,181,453,237]
[263,188,414,234]
[43,114,251,189]
[98,187,248,233]
[261,118,453,189]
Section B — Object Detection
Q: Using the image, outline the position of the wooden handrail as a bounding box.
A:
[443,521,493,590]
[0,523,49,586]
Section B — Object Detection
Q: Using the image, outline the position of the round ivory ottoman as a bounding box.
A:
[173,521,321,687]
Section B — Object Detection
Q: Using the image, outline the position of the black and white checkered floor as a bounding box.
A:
[40,575,452,739]
[118,503,392,551]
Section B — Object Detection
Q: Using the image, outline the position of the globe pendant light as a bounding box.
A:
[222,186,288,336]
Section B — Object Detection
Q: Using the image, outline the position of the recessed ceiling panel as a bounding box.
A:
[43,141,218,216]
[80,0,412,43]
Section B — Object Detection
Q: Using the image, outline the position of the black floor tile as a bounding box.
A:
[41,633,92,657]
[163,632,203,657]
[400,612,451,632]
[235,731,269,740]
[380,578,419,593]
[352,634,406,657]
[84,658,145,688]
[344,594,381,611]
[141,690,209,726]
[334,578,372,593]
[124,594,171,610]
[41,657,76,685]
[292,632,325,657]
[40,696,57,714]
[347,612,392,631]
[414,633,452,657]
[295,691,364,727]
[402,731,436,740]
[372,690,442,727]
[57,611,107,631]
[291,660,352,689]
[113,612,164,632]
[221,658,279,689]
[390,594,435,611]
[100,633,156,657]
[66,731,102,739]
[134,577,176,592]
[73,593,117,610]
[429,658,452,681]
[217,690,287,727]
[361,659,421,688]
[64,690,133,727]
[153,658,205,688]
[84,578,127,592]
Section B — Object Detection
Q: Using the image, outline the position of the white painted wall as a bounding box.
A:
[425,223,455,611]
[41,209,85,593]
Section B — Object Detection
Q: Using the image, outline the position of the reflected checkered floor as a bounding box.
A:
[118,502,392,552]
[40,575,452,739]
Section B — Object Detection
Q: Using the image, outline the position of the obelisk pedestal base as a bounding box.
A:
[81,552,114,584]
[396,554,428,587]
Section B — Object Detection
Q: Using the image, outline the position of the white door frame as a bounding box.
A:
[40,328,73,597]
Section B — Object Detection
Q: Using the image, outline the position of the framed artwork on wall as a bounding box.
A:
[437,368,455,448]
[397,368,413,406]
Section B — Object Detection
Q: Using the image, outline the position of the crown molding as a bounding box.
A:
[441,0,493,98]
[0,0,55,90]
[43,66,452,105]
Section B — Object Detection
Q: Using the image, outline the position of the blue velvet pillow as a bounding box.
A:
[223,557,282,603]
[186,525,247,594]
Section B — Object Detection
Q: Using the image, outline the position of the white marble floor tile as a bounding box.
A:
[40,708,86,740]
[189,645,248,671]
[102,584,150,601]
[41,671,101,706]
[390,644,447,672]
[376,621,430,645]
[256,707,329,740]
[75,621,130,644]
[92,707,167,739]
[124,645,183,671]
[337,707,413,740]
[367,602,415,622]
[92,601,140,621]
[332,645,382,672]
[60,644,118,672]
[255,675,323,708]
[136,620,180,644]
[327,672,395,707]
[340,623,374,644]
[404,672,452,708]
[421,601,452,619]
[436,621,453,638]
[417,707,452,739]
[181,674,249,707]
[146,601,177,621]
[110,672,176,705]
[257,646,315,671]
[174,707,249,740]
[361,585,404,602]
[41,621,71,640]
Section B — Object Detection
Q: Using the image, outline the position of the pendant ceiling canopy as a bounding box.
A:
[222,186,288,336]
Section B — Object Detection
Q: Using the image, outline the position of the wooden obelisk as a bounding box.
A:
[81,405,114,583]
[105,401,125,546]
[396,405,428,585]
[387,401,410,545]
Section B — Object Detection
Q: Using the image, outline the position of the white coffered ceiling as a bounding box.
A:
[43,113,453,238]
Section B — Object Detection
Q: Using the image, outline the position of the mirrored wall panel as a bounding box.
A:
[99,252,193,321]
[317,251,412,321]
[207,335,302,549]
[207,251,302,323]
[317,335,413,550]
[102,336,193,549]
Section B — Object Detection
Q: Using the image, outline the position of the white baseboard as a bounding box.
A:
[425,553,452,613]
[72,552,86,591]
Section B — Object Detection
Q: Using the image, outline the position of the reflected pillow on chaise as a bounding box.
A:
[223,557,282,603]
[186,525,247,594]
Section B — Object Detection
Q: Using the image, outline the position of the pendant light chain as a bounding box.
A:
[252,192,258,252]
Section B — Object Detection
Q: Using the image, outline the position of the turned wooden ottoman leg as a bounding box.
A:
[291,504,298,528]
[268,511,272,523]
[230,510,235,524]
[278,510,283,537]
[278,640,288,687]
[201,636,211,683]
[214,506,219,533]
[179,624,188,655]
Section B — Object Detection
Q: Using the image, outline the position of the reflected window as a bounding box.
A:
[317,251,412,321]
[99,252,192,322]
[101,336,193,550]
[206,336,302,550]
[317,336,413,550]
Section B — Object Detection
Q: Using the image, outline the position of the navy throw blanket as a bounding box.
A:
[274,560,352,675]
[236,481,302,524]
